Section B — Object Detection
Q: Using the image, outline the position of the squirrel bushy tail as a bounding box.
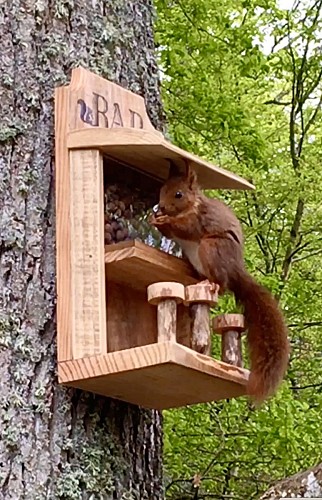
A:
[230,271,290,403]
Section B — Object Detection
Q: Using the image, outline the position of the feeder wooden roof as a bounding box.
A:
[67,127,254,190]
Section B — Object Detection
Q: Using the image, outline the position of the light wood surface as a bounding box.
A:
[213,314,246,367]
[221,331,244,367]
[185,283,218,355]
[105,283,193,352]
[147,282,185,305]
[106,282,157,352]
[185,283,219,306]
[189,304,211,356]
[58,342,249,409]
[67,127,255,190]
[157,300,177,343]
[105,241,199,290]
[213,314,245,333]
[55,85,72,361]
[69,149,106,359]
[55,68,249,406]
[177,304,193,348]
[64,66,155,131]
[55,67,158,361]
[147,282,185,343]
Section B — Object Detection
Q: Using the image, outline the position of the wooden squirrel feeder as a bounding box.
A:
[55,67,251,409]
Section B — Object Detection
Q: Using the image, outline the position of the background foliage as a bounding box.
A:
[155,0,322,498]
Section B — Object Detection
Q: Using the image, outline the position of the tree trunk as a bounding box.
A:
[260,462,322,499]
[0,1,164,498]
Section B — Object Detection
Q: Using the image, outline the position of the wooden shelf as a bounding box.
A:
[105,240,199,290]
[67,127,254,190]
[58,342,249,409]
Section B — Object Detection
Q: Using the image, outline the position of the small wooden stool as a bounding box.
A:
[147,282,185,342]
[213,314,245,367]
[185,283,219,355]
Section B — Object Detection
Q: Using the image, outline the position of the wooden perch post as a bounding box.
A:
[185,283,219,355]
[147,282,185,342]
[213,314,245,367]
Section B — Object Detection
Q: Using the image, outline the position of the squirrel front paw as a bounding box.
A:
[150,214,171,226]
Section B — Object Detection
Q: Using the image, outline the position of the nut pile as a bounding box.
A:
[104,183,161,247]
[104,182,182,256]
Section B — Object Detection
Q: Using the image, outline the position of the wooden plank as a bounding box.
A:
[58,342,249,409]
[171,342,247,381]
[105,240,199,290]
[55,86,72,362]
[55,67,157,362]
[106,282,157,352]
[67,127,255,190]
[60,365,247,410]
[106,282,192,353]
[69,149,106,358]
[67,67,155,131]
[177,304,192,348]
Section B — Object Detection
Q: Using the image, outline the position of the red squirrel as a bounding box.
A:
[150,167,290,403]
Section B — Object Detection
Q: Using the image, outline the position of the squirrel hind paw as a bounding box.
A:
[197,279,220,293]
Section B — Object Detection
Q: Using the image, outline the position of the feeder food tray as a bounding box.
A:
[58,341,249,410]
[105,240,199,289]
[58,241,249,408]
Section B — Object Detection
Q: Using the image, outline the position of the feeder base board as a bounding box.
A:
[58,342,249,409]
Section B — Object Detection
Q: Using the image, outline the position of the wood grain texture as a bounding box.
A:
[67,127,255,190]
[58,342,249,409]
[157,300,177,343]
[177,304,192,348]
[55,67,158,362]
[105,284,192,352]
[190,304,211,356]
[69,149,106,358]
[213,314,245,367]
[68,67,155,131]
[185,282,219,306]
[147,282,185,304]
[105,240,199,290]
[106,282,157,352]
[221,331,243,367]
[55,86,72,361]
[213,314,246,333]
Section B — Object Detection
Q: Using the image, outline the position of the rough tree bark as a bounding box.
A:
[0,1,165,498]
[260,462,322,499]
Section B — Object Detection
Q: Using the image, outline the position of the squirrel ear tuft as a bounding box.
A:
[186,164,198,188]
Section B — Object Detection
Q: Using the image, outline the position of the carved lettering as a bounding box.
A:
[129,109,144,129]
[78,93,145,129]
[92,92,109,127]
[77,99,94,125]
[111,103,124,128]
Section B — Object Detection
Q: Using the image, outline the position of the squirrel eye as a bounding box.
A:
[175,191,183,199]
